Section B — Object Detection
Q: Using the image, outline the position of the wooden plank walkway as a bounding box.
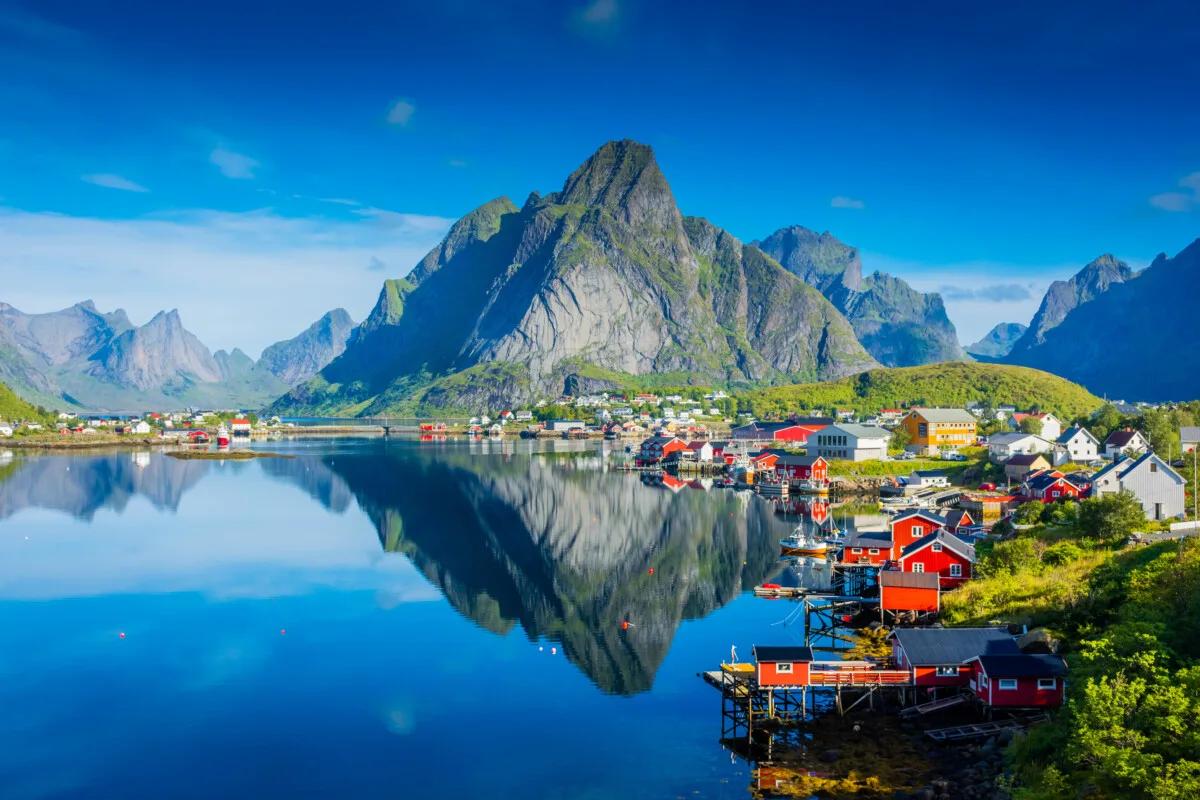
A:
[925,714,1048,741]
[899,693,970,717]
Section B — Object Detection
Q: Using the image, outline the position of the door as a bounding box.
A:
[1155,502,1163,521]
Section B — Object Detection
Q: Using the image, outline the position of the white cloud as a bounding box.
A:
[830,195,865,210]
[386,98,416,126]
[209,146,260,179]
[1148,170,1200,212]
[448,158,468,168]
[81,173,149,193]
[0,205,453,355]
[581,0,618,24]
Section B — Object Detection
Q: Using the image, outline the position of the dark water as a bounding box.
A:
[0,439,872,799]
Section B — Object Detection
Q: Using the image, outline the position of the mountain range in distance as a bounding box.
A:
[2,139,1196,413]
[0,301,355,412]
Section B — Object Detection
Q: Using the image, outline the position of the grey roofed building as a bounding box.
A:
[970,654,1068,677]
[1182,426,1200,451]
[753,645,814,663]
[878,571,941,589]
[842,530,892,549]
[890,627,1020,666]
[1056,425,1099,446]
[907,407,978,424]
[828,423,891,438]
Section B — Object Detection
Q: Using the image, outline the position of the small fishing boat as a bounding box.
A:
[216,425,231,447]
[779,526,829,557]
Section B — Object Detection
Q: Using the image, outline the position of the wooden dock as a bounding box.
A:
[925,715,1048,742]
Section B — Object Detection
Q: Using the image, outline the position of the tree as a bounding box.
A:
[1077,491,1147,542]
[1092,404,1123,439]
[1014,500,1046,525]
[842,626,892,662]
[1019,416,1044,436]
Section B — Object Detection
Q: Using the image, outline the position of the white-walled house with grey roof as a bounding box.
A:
[1091,452,1186,521]
[811,423,892,461]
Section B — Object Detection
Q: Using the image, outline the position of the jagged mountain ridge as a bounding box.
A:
[1004,240,1200,400]
[0,302,355,411]
[754,226,968,366]
[258,308,355,386]
[966,322,1028,358]
[1007,254,1133,357]
[274,140,879,415]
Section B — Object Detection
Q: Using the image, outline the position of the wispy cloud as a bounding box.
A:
[830,195,866,210]
[81,173,149,193]
[386,98,416,126]
[570,0,621,37]
[1148,170,1200,212]
[0,206,452,354]
[938,283,1035,302]
[209,146,260,179]
[448,158,468,168]
[367,256,388,272]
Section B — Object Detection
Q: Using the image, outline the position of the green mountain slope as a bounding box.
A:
[740,362,1103,419]
[0,381,49,422]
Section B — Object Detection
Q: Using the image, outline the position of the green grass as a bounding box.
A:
[0,381,51,424]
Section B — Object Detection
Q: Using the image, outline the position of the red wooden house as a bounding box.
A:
[879,570,940,616]
[890,627,1021,689]
[730,418,833,445]
[888,510,948,560]
[637,435,687,464]
[965,654,1067,708]
[776,455,828,483]
[943,508,975,533]
[897,529,975,588]
[1021,469,1083,504]
[839,530,894,565]
[752,645,814,686]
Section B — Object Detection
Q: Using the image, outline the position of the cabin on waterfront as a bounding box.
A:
[890,627,1021,690]
[769,454,828,483]
[965,654,1067,708]
[878,570,940,619]
[839,530,893,565]
[752,645,814,686]
[897,529,975,587]
[637,435,687,464]
[685,440,714,462]
[730,417,833,446]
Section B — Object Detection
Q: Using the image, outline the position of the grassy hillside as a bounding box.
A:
[0,381,50,423]
[740,362,1103,420]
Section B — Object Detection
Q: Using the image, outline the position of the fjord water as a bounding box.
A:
[0,440,834,799]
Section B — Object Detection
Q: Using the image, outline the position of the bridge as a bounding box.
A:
[283,416,473,436]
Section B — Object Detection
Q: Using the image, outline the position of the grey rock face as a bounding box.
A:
[754,226,968,366]
[1007,254,1133,356]
[89,309,223,391]
[258,308,356,386]
[966,322,1028,358]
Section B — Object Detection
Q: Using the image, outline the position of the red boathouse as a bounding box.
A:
[879,570,941,617]
[897,529,975,588]
[965,654,1067,708]
[752,645,814,686]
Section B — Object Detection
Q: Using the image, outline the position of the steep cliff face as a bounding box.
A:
[966,322,1028,358]
[258,308,356,386]
[755,226,967,366]
[1005,240,1199,400]
[88,310,222,391]
[1007,254,1133,357]
[275,140,876,415]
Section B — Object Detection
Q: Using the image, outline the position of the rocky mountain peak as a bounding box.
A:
[553,139,677,229]
[754,225,863,292]
[1009,254,1133,355]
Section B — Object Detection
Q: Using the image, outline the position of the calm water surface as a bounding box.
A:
[0,439,867,799]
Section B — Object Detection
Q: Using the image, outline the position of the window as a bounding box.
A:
[935,666,959,677]
[852,547,863,554]
[979,674,988,687]
[912,524,925,538]
[998,679,1018,691]
[1037,678,1056,690]
[1150,462,1158,473]
[775,662,793,674]
[949,563,963,577]
[868,548,880,555]
[1052,490,1060,498]
[931,543,943,552]
[911,563,925,573]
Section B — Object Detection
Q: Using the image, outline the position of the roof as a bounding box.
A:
[1104,429,1143,447]
[989,432,1042,446]
[879,571,940,589]
[891,509,948,527]
[901,529,976,562]
[907,407,977,424]
[1118,451,1185,484]
[1025,472,1078,494]
[1006,453,1050,467]
[1056,425,1099,446]
[642,435,682,446]
[843,530,893,549]
[912,469,949,479]
[890,627,1019,665]
[1181,426,1200,442]
[825,423,892,439]
[733,418,833,436]
[971,654,1067,677]
[775,454,825,467]
[753,645,814,663]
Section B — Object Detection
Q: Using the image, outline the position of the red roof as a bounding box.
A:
[230,418,250,425]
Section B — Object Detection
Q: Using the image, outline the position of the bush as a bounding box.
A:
[1042,541,1083,566]
[1077,491,1147,542]
[1014,500,1046,525]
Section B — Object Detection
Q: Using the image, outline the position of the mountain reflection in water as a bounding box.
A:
[0,441,810,694]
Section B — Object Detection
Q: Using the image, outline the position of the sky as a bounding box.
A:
[1,0,1198,353]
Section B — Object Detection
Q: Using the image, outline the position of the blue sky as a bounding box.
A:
[1,0,1197,353]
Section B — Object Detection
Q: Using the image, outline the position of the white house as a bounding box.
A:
[1054,426,1101,466]
[987,432,1052,463]
[811,423,892,462]
[1181,426,1200,454]
[546,420,586,433]
[1090,452,1186,521]
[1011,412,1062,441]
[0,422,12,437]
[1103,428,1150,459]
[132,420,152,435]
[907,470,950,489]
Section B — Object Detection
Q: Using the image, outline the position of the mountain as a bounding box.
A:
[258,308,356,386]
[1004,240,1200,400]
[740,362,1103,420]
[0,302,285,411]
[0,380,47,422]
[754,226,967,366]
[273,140,878,415]
[966,322,1028,358]
[1007,254,1133,357]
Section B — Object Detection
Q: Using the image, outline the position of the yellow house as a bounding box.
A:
[901,407,977,454]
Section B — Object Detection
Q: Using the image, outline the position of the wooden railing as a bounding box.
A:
[808,666,912,686]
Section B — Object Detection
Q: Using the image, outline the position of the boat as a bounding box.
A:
[779,525,829,557]
[216,425,231,447]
